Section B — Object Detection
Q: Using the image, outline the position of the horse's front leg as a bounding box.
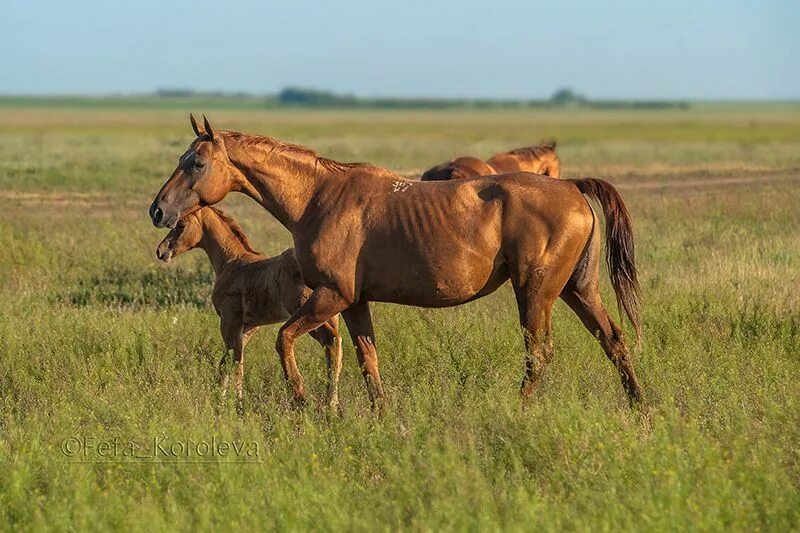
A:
[276,286,350,407]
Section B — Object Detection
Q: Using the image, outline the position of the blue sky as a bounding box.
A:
[2,0,798,99]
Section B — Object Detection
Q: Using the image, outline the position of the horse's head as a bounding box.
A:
[156,209,204,263]
[149,115,236,228]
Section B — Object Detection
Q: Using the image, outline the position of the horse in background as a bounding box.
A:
[487,141,561,177]
[419,156,497,181]
[420,141,561,181]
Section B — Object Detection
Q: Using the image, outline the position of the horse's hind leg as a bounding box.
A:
[561,283,643,404]
[512,279,558,398]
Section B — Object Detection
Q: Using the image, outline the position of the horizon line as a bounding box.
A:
[0,92,798,104]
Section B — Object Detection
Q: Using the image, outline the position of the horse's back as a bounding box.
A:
[453,173,594,253]
[498,173,590,222]
[454,172,586,211]
[377,172,591,260]
[420,156,495,181]
[485,174,594,277]
[361,174,590,305]
[485,153,519,173]
[411,171,587,220]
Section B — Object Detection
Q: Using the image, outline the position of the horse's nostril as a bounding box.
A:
[152,207,164,225]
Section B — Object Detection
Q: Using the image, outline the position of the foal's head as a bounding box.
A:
[149,115,238,229]
[156,210,203,263]
[156,207,260,263]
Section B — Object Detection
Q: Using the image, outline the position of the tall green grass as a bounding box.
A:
[0,107,798,530]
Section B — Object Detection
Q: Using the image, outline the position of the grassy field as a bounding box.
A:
[0,104,798,530]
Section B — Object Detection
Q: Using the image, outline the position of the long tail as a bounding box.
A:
[571,178,642,343]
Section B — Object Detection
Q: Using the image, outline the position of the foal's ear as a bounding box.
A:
[202,115,216,142]
[189,113,203,137]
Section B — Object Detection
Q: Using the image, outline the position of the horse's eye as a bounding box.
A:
[194,160,206,169]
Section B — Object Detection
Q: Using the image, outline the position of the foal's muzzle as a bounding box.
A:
[156,242,174,263]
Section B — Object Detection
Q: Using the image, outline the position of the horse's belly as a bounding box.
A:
[368,277,507,308]
[244,300,290,327]
[361,248,506,307]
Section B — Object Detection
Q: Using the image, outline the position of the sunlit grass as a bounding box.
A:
[0,107,798,530]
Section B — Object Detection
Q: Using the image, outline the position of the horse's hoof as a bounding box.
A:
[292,394,307,411]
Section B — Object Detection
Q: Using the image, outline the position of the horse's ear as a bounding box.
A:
[202,115,216,142]
[189,113,203,137]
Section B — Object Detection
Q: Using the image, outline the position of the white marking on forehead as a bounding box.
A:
[392,180,412,193]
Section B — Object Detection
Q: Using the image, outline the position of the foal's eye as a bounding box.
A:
[194,160,206,170]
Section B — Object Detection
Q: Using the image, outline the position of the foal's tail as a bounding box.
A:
[571,178,642,343]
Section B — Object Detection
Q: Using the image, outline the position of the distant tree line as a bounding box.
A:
[154,87,690,110]
[156,88,254,99]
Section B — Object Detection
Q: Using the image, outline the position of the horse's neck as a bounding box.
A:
[223,134,325,231]
[199,218,249,277]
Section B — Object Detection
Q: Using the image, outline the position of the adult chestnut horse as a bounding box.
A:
[150,116,643,408]
[420,141,560,181]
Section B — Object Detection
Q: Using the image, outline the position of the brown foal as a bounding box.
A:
[150,115,643,410]
[156,206,343,409]
[420,141,561,181]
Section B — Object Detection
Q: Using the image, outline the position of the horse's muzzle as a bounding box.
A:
[149,201,165,227]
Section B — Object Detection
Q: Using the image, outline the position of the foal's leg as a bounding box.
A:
[561,286,643,404]
[276,287,350,406]
[341,302,385,410]
[233,327,256,408]
[308,317,343,409]
[219,316,246,409]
